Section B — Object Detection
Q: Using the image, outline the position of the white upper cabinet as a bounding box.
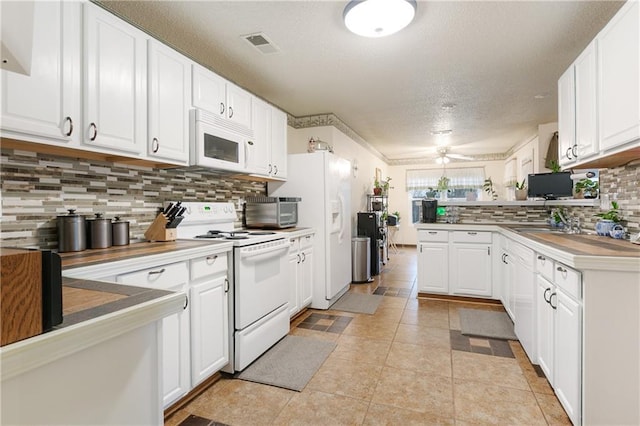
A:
[247,98,272,175]
[192,64,252,133]
[1,1,81,145]
[84,2,147,155]
[597,0,639,151]
[270,107,288,179]
[574,41,598,161]
[558,66,576,167]
[247,98,288,179]
[147,40,191,165]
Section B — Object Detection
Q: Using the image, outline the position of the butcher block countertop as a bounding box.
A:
[515,231,640,257]
[60,239,225,269]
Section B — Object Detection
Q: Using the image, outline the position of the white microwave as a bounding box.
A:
[190,109,253,173]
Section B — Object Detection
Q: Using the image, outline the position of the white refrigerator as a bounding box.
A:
[268,151,352,309]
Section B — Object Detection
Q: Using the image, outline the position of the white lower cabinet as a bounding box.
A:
[101,249,231,409]
[449,231,492,297]
[499,245,516,321]
[535,254,582,426]
[190,275,229,386]
[287,233,314,317]
[417,242,449,293]
[511,241,536,362]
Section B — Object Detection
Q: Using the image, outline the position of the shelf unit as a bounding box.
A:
[366,194,389,263]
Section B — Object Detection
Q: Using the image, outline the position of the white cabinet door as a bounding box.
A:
[270,108,288,179]
[190,275,229,386]
[192,63,227,117]
[226,83,252,130]
[160,283,190,408]
[84,3,147,155]
[598,0,640,151]
[558,66,576,167]
[554,288,582,426]
[501,251,516,321]
[287,253,300,317]
[1,1,81,145]
[147,40,190,165]
[574,40,598,161]
[299,247,313,308]
[417,243,448,293]
[536,275,554,386]
[449,243,492,296]
[247,98,272,176]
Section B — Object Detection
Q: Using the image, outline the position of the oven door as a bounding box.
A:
[234,239,290,329]
[192,110,248,173]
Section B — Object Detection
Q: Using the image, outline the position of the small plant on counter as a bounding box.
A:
[550,207,567,227]
[392,211,401,222]
[595,201,620,223]
[437,176,450,192]
[514,179,527,201]
[483,177,498,200]
[515,179,526,190]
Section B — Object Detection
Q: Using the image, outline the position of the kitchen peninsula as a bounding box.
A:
[415,222,640,425]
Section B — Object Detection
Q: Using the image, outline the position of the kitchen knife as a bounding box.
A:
[163,202,174,215]
[167,216,184,229]
[165,201,182,221]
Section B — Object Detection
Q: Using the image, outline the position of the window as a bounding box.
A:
[407,167,485,223]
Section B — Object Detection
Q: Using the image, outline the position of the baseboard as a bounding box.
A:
[417,292,502,305]
[164,372,222,420]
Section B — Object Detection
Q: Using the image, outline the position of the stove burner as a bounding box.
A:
[195,234,225,239]
[249,231,276,235]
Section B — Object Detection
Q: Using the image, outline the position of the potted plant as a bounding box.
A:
[483,177,498,200]
[574,178,599,199]
[549,207,567,228]
[373,178,382,195]
[595,201,621,236]
[549,159,562,173]
[515,179,527,201]
[437,176,450,200]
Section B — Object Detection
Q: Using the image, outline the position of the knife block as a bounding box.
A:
[144,214,177,242]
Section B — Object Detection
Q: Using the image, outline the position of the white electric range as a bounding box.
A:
[175,201,290,373]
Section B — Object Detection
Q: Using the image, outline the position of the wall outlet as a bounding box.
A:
[600,194,610,210]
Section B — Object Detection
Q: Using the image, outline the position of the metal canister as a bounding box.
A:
[57,209,86,252]
[87,213,112,249]
[111,217,130,246]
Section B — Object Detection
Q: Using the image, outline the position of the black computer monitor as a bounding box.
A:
[527,172,573,200]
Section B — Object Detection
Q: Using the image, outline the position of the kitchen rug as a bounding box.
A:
[236,335,336,392]
[459,308,518,340]
[329,292,383,315]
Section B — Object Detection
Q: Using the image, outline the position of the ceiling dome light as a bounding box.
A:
[343,0,417,38]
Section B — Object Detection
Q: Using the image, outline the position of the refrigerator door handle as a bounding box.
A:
[337,193,345,244]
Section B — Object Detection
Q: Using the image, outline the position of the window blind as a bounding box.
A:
[406,167,485,190]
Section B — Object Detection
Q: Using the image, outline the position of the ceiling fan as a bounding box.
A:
[435,148,474,164]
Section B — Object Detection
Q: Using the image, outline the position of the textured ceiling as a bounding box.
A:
[98,0,624,163]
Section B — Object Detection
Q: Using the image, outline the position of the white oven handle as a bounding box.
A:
[239,244,290,262]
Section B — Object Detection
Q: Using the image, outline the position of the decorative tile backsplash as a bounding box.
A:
[1,148,266,249]
[437,163,639,234]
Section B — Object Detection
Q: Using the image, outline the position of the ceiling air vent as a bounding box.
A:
[242,32,280,55]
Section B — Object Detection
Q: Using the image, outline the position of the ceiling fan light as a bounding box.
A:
[343,0,417,38]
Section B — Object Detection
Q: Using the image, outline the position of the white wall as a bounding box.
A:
[388,160,506,245]
[287,126,387,234]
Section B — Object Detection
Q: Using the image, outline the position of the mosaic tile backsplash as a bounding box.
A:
[1,148,266,249]
[1,148,638,249]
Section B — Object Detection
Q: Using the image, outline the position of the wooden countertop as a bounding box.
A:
[60,239,222,269]
[517,232,640,257]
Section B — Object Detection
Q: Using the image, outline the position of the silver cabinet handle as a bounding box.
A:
[297,254,301,264]
[428,231,437,235]
[148,268,166,276]
[301,252,306,262]
[152,137,159,153]
[487,247,491,255]
[206,255,218,264]
[543,287,552,303]
[572,144,578,158]
[224,278,229,293]
[183,295,189,310]
[556,266,568,278]
[64,116,74,137]
[89,122,98,141]
[273,165,278,175]
[247,140,254,145]
[467,231,478,235]
[268,164,273,174]
[228,106,234,118]
[566,146,573,160]
[550,292,557,309]
[220,102,225,115]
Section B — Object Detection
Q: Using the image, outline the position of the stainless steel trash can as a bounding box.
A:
[352,237,372,283]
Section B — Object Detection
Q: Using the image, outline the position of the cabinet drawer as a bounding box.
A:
[299,234,314,250]
[535,253,554,281]
[554,263,581,300]
[418,230,448,242]
[510,241,534,269]
[287,237,300,254]
[452,231,492,244]
[117,261,188,290]
[190,253,228,281]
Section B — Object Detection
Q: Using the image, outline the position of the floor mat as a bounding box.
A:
[459,308,517,340]
[236,335,336,391]
[329,292,383,315]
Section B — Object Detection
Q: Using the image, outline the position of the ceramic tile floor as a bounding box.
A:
[166,247,571,426]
